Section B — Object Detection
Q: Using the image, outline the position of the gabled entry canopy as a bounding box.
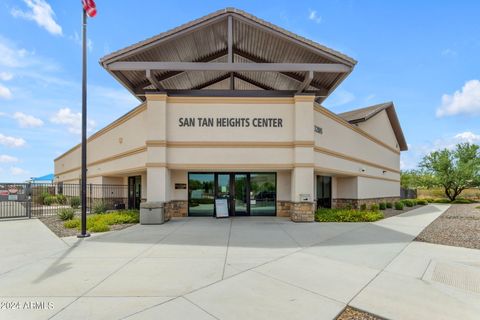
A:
[100,8,356,102]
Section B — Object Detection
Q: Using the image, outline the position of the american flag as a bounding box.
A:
[82,0,97,18]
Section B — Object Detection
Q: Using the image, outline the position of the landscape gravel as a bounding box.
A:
[336,307,385,320]
[416,204,480,249]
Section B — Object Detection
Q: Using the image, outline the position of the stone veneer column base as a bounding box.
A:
[276,201,292,217]
[332,197,400,209]
[164,200,188,219]
[290,202,315,222]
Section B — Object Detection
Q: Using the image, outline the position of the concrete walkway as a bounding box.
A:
[0,204,479,320]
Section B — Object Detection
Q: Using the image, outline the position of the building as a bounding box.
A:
[54,8,407,222]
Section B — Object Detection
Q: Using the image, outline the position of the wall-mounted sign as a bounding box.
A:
[299,193,312,201]
[178,117,283,128]
[8,195,18,201]
[215,198,229,218]
[175,183,187,189]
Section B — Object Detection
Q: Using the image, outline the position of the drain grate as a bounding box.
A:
[429,262,480,294]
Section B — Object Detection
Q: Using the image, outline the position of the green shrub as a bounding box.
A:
[70,196,80,209]
[38,192,51,205]
[451,199,474,204]
[370,203,379,211]
[62,210,139,232]
[386,202,393,209]
[57,208,75,221]
[359,203,367,211]
[432,198,451,203]
[416,199,428,205]
[423,198,435,203]
[64,219,80,228]
[92,201,107,214]
[89,221,110,232]
[402,199,415,207]
[379,202,386,210]
[476,206,480,209]
[55,194,67,204]
[394,201,404,210]
[315,208,384,222]
[43,195,56,206]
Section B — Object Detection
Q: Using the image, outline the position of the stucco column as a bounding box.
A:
[145,94,169,203]
[291,95,316,222]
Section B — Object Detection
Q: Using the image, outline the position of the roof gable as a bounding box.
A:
[100,8,356,101]
[338,102,408,151]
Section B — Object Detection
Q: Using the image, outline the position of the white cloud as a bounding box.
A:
[325,89,355,108]
[0,36,59,72]
[0,134,26,147]
[436,80,480,117]
[0,84,12,99]
[11,0,62,36]
[10,167,28,176]
[0,37,30,68]
[70,32,93,52]
[441,48,457,57]
[400,131,480,170]
[13,112,44,128]
[0,72,13,81]
[50,108,95,134]
[454,131,480,144]
[308,9,322,24]
[0,155,18,163]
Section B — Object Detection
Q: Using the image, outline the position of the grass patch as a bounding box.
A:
[63,210,139,233]
[315,208,384,222]
[57,208,75,221]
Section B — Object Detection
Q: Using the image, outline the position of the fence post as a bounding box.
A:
[27,183,32,218]
[89,183,92,213]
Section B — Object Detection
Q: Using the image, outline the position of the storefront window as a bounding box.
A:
[188,173,215,216]
[250,173,276,216]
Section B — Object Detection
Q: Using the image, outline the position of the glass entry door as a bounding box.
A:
[128,175,141,209]
[316,176,332,209]
[233,174,248,215]
[188,172,277,217]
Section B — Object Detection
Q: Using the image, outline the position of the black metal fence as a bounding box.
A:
[401,187,417,199]
[0,183,128,219]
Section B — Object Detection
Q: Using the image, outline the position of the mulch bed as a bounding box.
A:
[38,215,135,238]
[415,204,480,250]
[336,307,385,320]
[382,205,424,218]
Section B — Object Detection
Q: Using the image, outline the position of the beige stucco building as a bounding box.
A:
[54,8,407,222]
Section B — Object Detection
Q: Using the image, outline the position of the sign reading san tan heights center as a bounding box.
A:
[178,117,283,128]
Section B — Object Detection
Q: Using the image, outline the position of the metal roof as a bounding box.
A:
[100,7,357,101]
[338,102,408,151]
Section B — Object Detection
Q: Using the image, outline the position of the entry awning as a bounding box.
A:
[100,8,356,102]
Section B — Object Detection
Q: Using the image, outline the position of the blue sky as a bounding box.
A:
[0,0,479,182]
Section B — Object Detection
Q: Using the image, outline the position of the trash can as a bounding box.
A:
[140,202,166,225]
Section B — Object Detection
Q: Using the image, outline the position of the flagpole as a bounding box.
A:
[78,8,90,238]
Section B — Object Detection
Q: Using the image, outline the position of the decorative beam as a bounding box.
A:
[146,69,164,90]
[227,15,234,89]
[191,73,231,90]
[133,49,228,92]
[233,48,328,93]
[108,61,351,73]
[233,73,275,91]
[297,71,314,93]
